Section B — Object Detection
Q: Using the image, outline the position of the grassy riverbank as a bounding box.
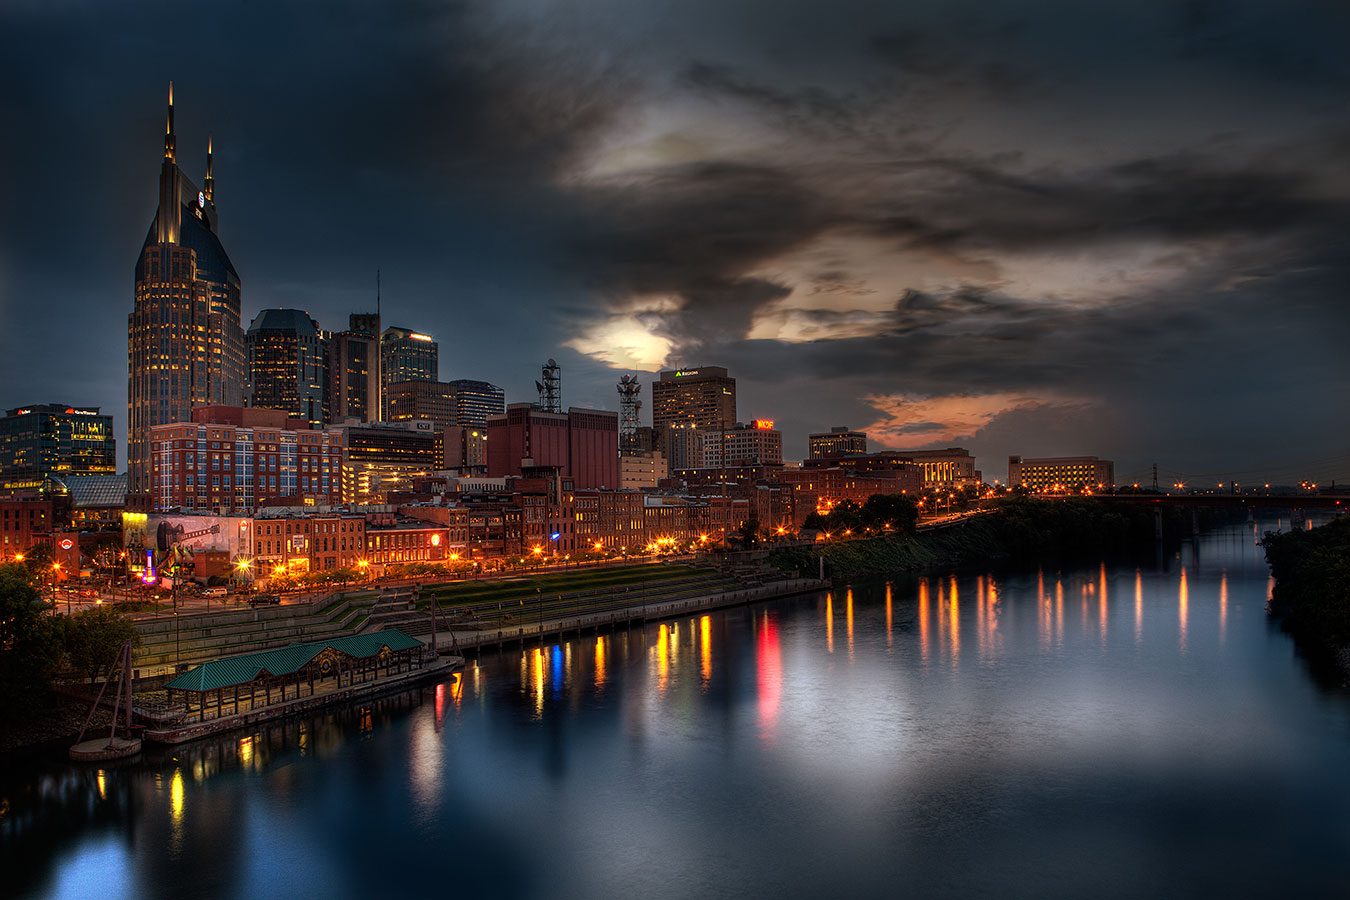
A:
[769,498,1193,579]
[1263,516,1350,678]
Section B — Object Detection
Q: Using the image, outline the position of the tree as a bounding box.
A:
[737,517,760,546]
[859,493,919,533]
[64,606,141,685]
[0,563,62,727]
[20,541,53,579]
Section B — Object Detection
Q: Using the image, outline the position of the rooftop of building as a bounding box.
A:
[59,473,128,508]
[246,308,320,336]
[657,366,730,381]
[5,404,105,418]
[165,630,423,694]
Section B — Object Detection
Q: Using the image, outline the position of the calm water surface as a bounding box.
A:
[5,518,1350,899]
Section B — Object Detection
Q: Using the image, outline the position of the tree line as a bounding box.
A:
[0,563,141,732]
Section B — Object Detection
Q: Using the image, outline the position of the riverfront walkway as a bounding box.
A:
[404,577,829,654]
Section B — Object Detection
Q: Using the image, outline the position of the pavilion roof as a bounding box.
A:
[165,629,423,693]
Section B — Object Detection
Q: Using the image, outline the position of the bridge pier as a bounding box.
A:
[1191,508,1200,537]
[1154,508,1164,542]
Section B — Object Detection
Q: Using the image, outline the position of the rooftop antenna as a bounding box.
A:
[203,133,214,204]
[617,375,642,454]
[539,359,562,413]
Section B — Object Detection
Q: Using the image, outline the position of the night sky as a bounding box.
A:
[2,1,1347,484]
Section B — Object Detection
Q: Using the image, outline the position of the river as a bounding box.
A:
[4,516,1349,899]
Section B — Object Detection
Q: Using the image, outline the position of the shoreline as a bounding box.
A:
[1262,515,1350,687]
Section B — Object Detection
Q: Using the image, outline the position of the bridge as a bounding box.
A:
[1077,492,1346,509]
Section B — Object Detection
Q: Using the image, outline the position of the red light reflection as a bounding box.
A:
[757,615,782,739]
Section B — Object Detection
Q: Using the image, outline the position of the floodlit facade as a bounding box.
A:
[696,421,783,468]
[651,367,736,437]
[808,427,867,460]
[149,407,344,513]
[1008,456,1115,491]
[129,85,245,494]
[380,327,438,420]
[0,405,117,495]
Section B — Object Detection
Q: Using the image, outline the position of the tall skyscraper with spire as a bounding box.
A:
[128,84,245,494]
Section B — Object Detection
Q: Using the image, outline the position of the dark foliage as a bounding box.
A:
[1263,517,1350,643]
[0,563,63,729]
[772,498,1186,579]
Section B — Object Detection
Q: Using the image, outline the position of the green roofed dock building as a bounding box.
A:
[151,629,451,741]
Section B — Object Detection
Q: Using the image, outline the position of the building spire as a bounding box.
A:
[164,81,176,161]
[203,132,214,204]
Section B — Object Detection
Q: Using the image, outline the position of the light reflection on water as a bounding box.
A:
[6,517,1350,900]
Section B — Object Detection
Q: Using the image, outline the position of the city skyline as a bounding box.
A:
[3,2,1348,485]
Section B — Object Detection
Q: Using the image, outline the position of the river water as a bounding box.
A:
[5,517,1350,899]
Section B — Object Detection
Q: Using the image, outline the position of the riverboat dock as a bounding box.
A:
[138,630,459,745]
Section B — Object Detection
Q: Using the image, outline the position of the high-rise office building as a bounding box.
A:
[444,380,506,427]
[245,309,326,429]
[386,380,457,432]
[327,313,380,424]
[808,427,868,459]
[651,367,737,445]
[380,327,437,420]
[337,420,441,503]
[386,379,507,434]
[129,85,245,494]
[696,421,783,468]
[0,405,117,495]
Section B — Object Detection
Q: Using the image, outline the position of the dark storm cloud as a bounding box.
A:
[1,0,1347,477]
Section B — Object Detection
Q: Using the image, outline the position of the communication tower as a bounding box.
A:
[617,375,642,454]
[537,358,562,413]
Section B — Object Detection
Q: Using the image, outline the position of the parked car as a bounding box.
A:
[247,594,281,607]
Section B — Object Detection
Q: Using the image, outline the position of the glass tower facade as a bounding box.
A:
[129,87,244,494]
[379,326,438,420]
[0,405,117,494]
[245,309,326,429]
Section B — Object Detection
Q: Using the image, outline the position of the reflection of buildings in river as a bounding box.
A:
[1135,569,1143,645]
[409,700,444,811]
[885,583,893,648]
[594,635,607,691]
[699,615,712,690]
[1,766,136,898]
[947,576,960,665]
[1099,563,1109,645]
[756,612,782,740]
[825,592,834,655]
[1179,567,1189,653]
[846,587,855,660]
[918,578,930,664]
[1055,578,1064,648]
[655,623,671,694]
[1219,572,1229,645]
[1038,570,1051,652]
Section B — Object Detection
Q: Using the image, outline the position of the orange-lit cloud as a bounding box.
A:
[864,392,1088,447]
